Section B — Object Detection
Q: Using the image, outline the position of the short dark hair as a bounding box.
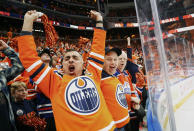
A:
[38,48,51,57]
[63,49,83,63]
[64,49,82,56]
[65,49,77,53]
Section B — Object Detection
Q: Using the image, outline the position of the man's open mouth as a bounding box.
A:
[69,65,75,72]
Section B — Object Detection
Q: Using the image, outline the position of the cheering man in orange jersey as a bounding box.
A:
[101,47,130,130]
[17,10,115,131]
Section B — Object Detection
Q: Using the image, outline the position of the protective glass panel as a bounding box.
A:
[135,0,194,131]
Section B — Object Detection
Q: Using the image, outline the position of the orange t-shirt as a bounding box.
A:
[18,29,115,131]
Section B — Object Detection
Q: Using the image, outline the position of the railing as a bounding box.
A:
[106,16,137,23]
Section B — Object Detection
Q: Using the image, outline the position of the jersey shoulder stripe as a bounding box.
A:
[123,70,128,76]
[114,70,120,77]
[34,66,51,85]
[30,63,45,79]
[26,60,42,72]
[88,61,102,71]
[90,52,104,59]
[88,57,104,65]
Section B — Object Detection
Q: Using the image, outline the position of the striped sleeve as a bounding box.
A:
[86,29,106,80]
[17,35,61,98]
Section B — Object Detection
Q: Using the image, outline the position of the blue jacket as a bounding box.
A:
[11,99,39,131]
[126,46,139,84]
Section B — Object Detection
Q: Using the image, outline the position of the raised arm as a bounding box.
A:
[0,40,24,82]
[17,11,60,98]
[127,37,132,60]
[126,37,139,83]
[18,10,41,68]
[86,11,106,81]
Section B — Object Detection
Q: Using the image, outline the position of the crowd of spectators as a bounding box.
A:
[0,25,145,70]
[3,0,137,25]
[0,10,147,130]
[19,0,96,6]
[14,0,95,16]
[1,1,194,131]
[0,3,95,27]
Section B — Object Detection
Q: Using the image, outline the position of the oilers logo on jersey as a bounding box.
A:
[65,76,100,115]
[123,82,131,95]
[116,84,128,109]
[16,109,24,116]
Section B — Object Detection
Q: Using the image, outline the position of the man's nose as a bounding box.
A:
[111,60,116,65]
[69,57,74,63]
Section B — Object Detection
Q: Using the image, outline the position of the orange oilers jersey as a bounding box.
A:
[114,69,139,111]
[17,29,115,131]
[101,70,129,128]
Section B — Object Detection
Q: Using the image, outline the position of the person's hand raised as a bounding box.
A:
[89,10,103,28]
[24,10,40,22]
[22,10,43,32]
[89,10,103,21]
[127,37,131,46]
